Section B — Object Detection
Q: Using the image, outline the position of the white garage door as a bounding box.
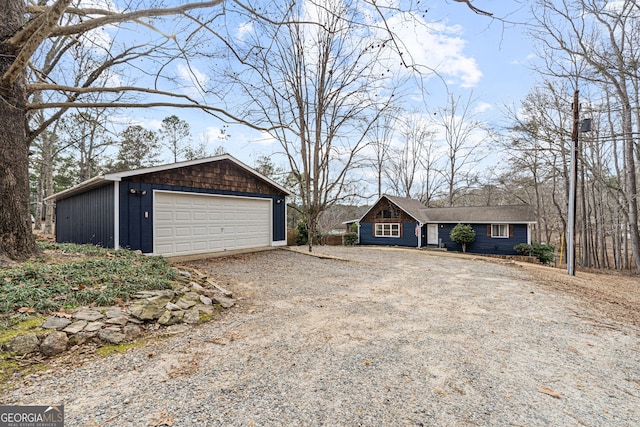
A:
[153,191,271,256]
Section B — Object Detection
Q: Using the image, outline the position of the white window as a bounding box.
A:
[375,223,400,237]
[491,224,509,238]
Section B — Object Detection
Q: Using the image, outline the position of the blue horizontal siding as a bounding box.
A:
[359,222,418,247]
[438,223,528,255]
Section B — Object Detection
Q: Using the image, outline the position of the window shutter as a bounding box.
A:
[487,225,491,237]
[509,225,514,238]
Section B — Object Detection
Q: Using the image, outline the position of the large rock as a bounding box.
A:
[105,307,126,319]
[63,320,88,334]
[123,324,143,340]
[106,316,129,326]
[128,295,172,320]
[74,308,104,322]
[42,316,72,330]
[158,310,184,326]
[84,321,105,332]
[40,331,68,356]
[8,334,39,355]
[175,297,196,310]
[98,328,126,344]
[214,296,236,309]
[165,302,182,311]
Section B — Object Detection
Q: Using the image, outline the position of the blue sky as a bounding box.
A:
[108,1,538,171]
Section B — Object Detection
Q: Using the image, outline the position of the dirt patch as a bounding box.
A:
[2,247,639,426]
[515,261,640,327]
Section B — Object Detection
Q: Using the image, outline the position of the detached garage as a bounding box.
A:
[46,154,291,256]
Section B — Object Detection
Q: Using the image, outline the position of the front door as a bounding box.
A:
[427,224,438,245]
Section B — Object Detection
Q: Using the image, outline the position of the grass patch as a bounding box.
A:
[0,316,45,347]
[95,340,145,357]
[0,242,177,326]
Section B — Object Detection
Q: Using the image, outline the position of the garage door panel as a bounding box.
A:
[175,211,191,221]
[154,192,271,256]
[193,212,208,221]
[155,227,173,238]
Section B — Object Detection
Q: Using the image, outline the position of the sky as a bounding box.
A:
[102,1,539,177]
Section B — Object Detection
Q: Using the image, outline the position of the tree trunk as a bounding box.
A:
[0,1,38,262]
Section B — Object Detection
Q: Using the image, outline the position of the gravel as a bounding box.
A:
[2,246,639,426]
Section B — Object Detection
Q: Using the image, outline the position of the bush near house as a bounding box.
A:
[514,242,556,265]
[450,224,476,253]
[342,232,358,246]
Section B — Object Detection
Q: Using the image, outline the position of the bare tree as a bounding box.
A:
[385,113,434,199]
[366,107,398,199]
[531,0,640,271]
[0,0,494,262]
[220,0,397,251]
[435,92,486,207]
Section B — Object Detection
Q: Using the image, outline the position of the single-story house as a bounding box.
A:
[357,195,536,255]
[46,154,291,257]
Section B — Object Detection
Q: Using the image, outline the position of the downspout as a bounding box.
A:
[416,222,422,248]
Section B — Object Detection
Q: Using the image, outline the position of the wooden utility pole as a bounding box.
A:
[567,89,579,275]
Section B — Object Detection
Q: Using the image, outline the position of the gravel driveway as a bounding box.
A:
[2,246,639,426]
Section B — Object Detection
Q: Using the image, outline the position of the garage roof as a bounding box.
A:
[46,154,292,202]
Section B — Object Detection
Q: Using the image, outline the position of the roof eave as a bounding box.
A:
[44,176,109,202]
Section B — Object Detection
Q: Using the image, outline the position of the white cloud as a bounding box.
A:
[474,102,493,114]
[200,126,229,143]
[176,63,209,98]
[384,15,483,88]
[237,21,254,41]
[249,131,278,146]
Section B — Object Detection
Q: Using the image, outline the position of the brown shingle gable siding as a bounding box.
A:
[127,159,286,196]
[361,197,415,223]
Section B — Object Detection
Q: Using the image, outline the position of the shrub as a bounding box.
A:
[514,243,533,256]
[342,232,358,246]
[349,222,358,233]
[295,218,322,245]
[515,242,555,265]
[449,224,476,253]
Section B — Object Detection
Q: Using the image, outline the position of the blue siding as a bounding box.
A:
[119,182,287,253]
[438,223,528,255]
[56,184,114,247]
[359,222,419,247]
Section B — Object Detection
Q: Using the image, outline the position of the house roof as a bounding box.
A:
[45,154,292,202]
[361,194,536,224]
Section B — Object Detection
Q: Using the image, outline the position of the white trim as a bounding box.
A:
[416,223,422,248]
[375,223,401,238]
[152,190,273,256]
[273,240,288,247]
[427,223,439,245]
[44,176,106,201]
[114,182,120,250]
[491,224,509,238]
